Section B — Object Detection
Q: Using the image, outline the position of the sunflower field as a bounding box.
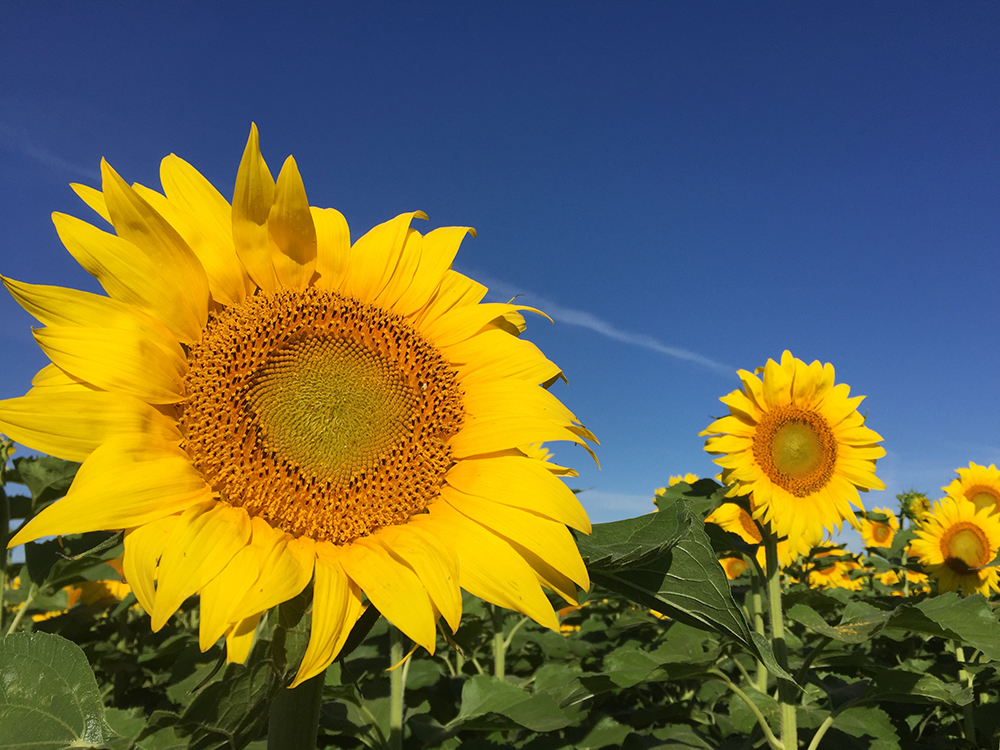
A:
[3,130,1000,750]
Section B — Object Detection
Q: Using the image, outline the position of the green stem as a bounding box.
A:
[805,714,835,750]
[763,525,796,749]
[389,625,405,750]
[710,669,783,750]
[267,671,324,750]
[6,583,38,635]
[491,604,505,681]
[750,563,768,692]
[955,643,975,744]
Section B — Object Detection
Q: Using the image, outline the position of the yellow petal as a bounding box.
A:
[199,544,260,651]
[268,156,317,290]
[443,328,562,386]
[372,524,462,633]
[392,226,475,318]
[507,538,581,606]
[411,271,488,328]
[444,455,590,533]
[70,183,111,224]
[311,206,351,291]
[7,435,210,547]
[292,545,364,688]
[0,390,180,462]
[228,526,315,623]
[414,504,558,631]
[100,160,208,343]
[339,537,437,652]
[463,379,581,425]
[52,212,201,345]
[341,211,427,304]
[421,303,543,349]
[441,486,589,590]
[449,417,594,460]
[33,326,186,404]
[372,228,422,310]
[225,612,262,664]
[152,501,251,631]
[123,514,180,614]
[232,124,279,293]
[2,276,181,353]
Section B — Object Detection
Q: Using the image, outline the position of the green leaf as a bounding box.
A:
[578,506,794,683]
[788,601,890,643]
[832,706,901,750]
[727,686,779,737]
[450,675,575,733]
[11,455,80,513]
[886,593,1000,660]
[0,632,117,750]
[860,667,972,706]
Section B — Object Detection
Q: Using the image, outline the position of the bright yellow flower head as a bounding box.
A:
[805,544,863,591]
[943,462,1000,516]
[860,507,899,549]
[701,351,885,544]
[0,126,595,687]
[704,500,821,570]
[910,496,1000,597]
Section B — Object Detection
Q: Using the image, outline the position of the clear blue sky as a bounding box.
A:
[2,3,998,545]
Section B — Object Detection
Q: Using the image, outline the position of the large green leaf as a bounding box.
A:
[11,455,80,514]
[832,706,901,750]
[0,632,117,750]
[450,675,576,732]
[886,593,1000,660]
[576,504,793,682]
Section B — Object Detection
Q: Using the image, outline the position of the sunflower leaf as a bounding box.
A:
[885,593,1000,660]
[10,455,79,514]
[0,631,119,750]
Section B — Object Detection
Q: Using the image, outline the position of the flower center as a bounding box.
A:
[872,523,892,544]
[941,522,991,573]
[965,486,1000,515]
[180,287,464,543]
[752,405,837,497]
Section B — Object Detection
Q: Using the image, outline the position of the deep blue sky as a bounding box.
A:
[1,3,998,544]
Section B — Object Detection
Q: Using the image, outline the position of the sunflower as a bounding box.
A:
[701,351,885,544]
[805,544,863,591]
[943,462,1000,516]
[910,497,1000,597]
[669,473,700,487]
[859,507,899,549]
[1,126,595,686]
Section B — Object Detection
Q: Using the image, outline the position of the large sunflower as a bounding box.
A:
[700,351,885,543]
[943,462,1000,516]
[910,497,1000,597]
[1,126,595,686]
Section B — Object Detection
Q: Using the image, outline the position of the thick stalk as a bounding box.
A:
[492,604,506,680]
[268,671,324,750]
[955,643,975,744]
[389,625,405,750]
[763,526,796,748]
[750,564,768,692]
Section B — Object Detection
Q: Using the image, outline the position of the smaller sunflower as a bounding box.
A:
[898,491,932,523]
[805,544,863,591]
[669,473,700,487]
[859,507,899,549]
[719,556,749,580]
[701,351,885,545]
[943,463,1000,516]
[911,497,1000,597]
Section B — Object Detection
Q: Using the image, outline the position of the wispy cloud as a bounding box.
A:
[577,490,655,521]
[0,121,99,181]
[468,271,732,374]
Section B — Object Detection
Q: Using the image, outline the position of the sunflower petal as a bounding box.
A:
[292,545,364,688]
[414,505,559,631]
[33,326,186,404]
[443,329,562,386]
[228,525,315,623]
[392,226,475,318]
[199,544,260,651]
[339,537,437,653]
[422,303,543,349]
[122,514,180,614]
[311,207,351,291]
[0,390,179,462]
[342,211,427,304]
[268,156,317,291]
[70,183,111,223]
[232,124,279,293]
[225,612,262,664]
[100,160,209,342]
[151,502,251,631]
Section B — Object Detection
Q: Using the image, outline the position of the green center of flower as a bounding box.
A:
[181,287,464,544]
[966,487,1000,515]
[942,523,991,573]
[752,405,838,497]
[246,336,416,482]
